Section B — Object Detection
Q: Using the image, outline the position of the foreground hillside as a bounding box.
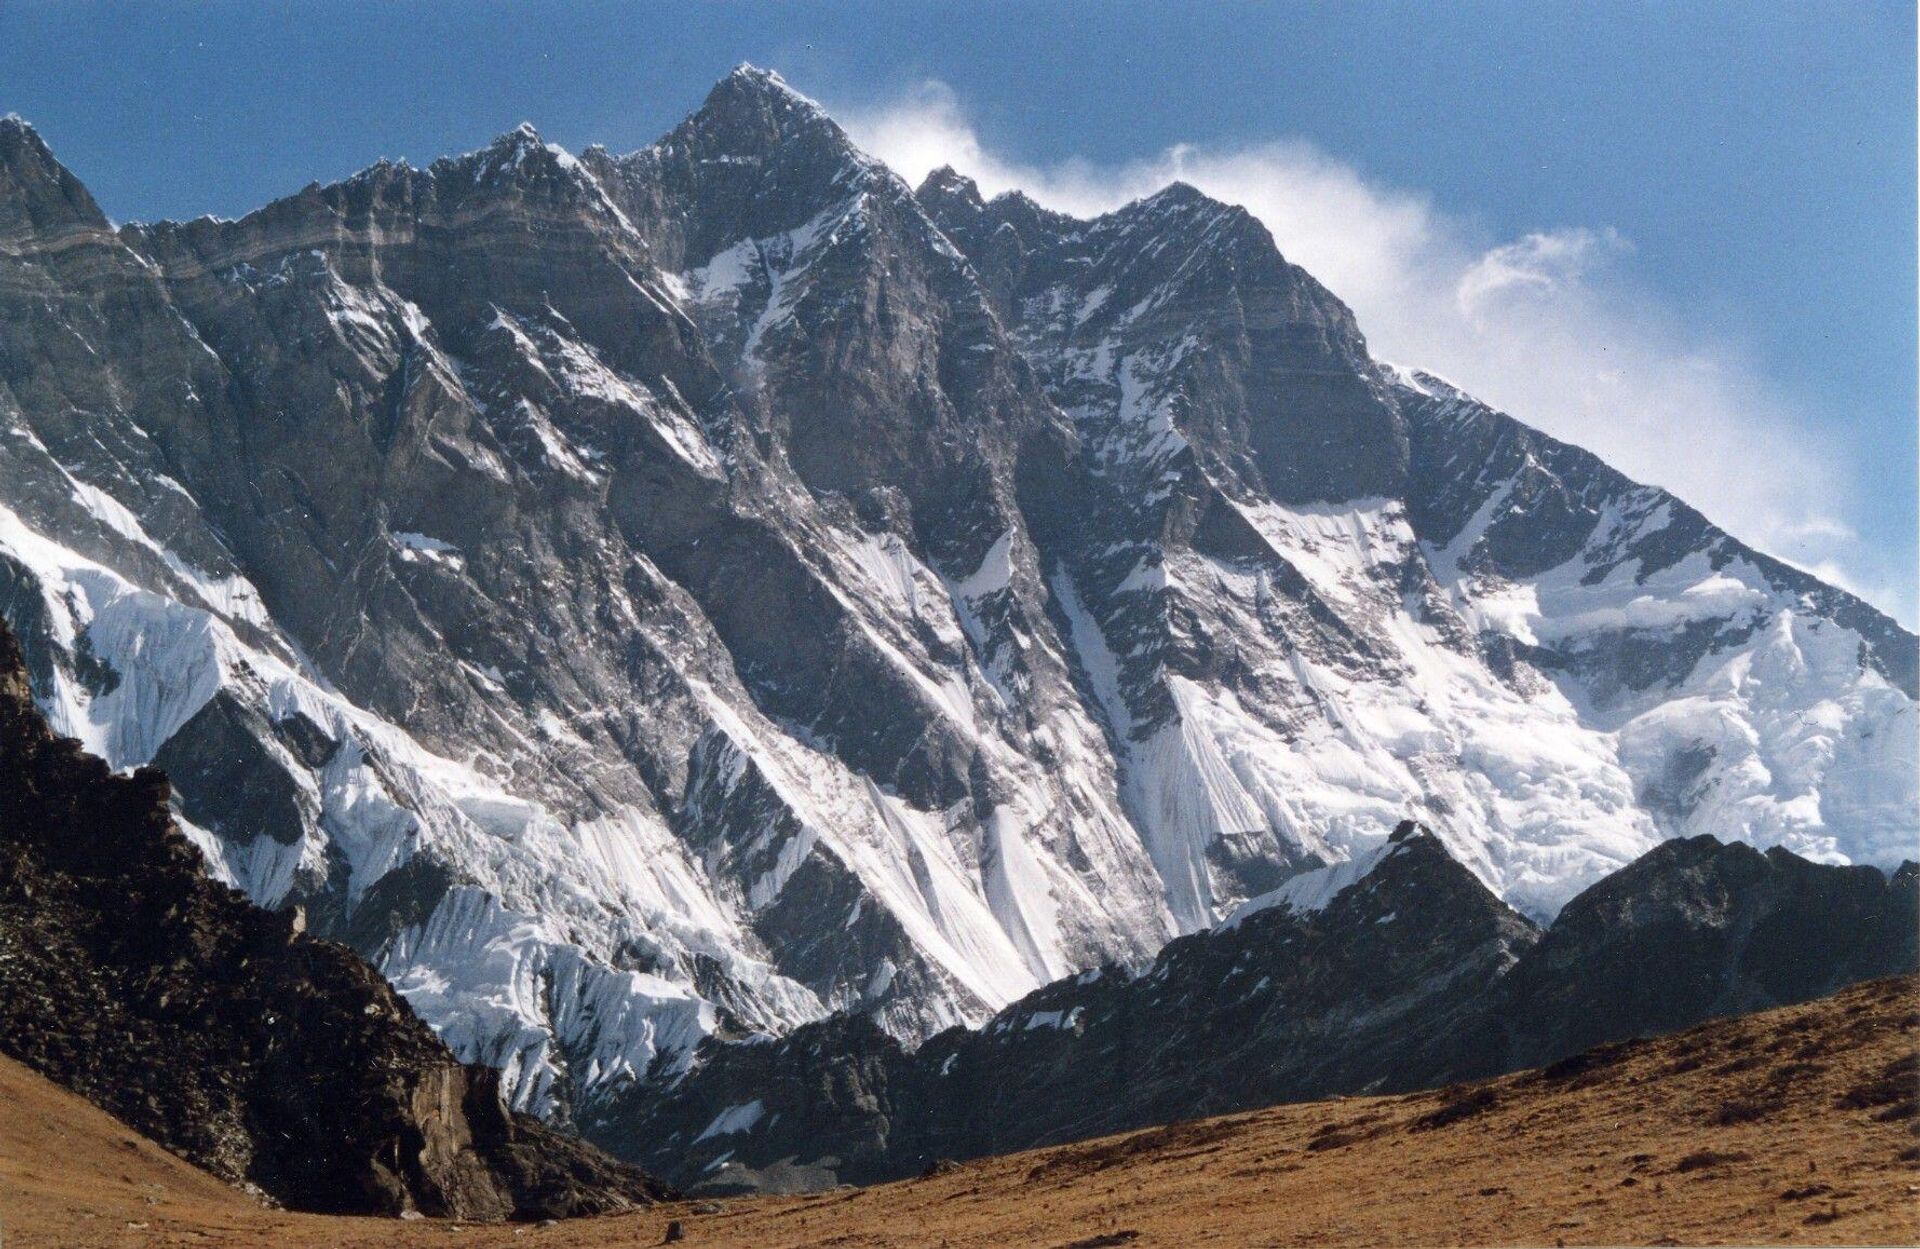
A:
[5,977,1914,1247]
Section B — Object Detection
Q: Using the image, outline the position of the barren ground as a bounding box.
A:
[4,977,1916,1248]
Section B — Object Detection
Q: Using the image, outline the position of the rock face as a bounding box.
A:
[0,618,667,1217]
[605,823,1915,1193]
[1492,835,1920,1068]
[0,64,1911,1133]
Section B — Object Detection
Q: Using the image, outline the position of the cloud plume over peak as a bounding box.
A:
[1456,227,1631,320]
[840,80,1912,627]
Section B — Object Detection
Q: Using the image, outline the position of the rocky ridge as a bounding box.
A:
[603,822,1916,1192]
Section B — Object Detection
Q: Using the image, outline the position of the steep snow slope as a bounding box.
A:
[0,68,1910,1126]
[1402,372,1915,872]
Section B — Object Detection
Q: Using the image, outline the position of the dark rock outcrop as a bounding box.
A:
[0,618,669,1218]
[1492,834,1920,1067]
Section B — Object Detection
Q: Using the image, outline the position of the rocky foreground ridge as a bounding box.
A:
[606,821,1916,1191]
[0,618,667,1218]
[3,977,1916,1246]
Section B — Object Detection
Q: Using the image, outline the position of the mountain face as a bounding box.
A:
[0,618,665,1218]
[0,65,1911,1132]
[599,825,1917,1193]
[912,165,1915,922]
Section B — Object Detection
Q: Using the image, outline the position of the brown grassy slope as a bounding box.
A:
[4,976,1916,1248]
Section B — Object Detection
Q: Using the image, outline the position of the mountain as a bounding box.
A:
[596,824,1916,1192]
[0,617,665,1217]
[912,161,1915,921]
[0,65,1910,1132]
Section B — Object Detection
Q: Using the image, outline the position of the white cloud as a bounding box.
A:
[838,81,1914,628]
[1772,515,1858,544]
[1455,228,1630,321]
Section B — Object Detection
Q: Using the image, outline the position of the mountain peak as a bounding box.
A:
[0,115,108,240]
[1388,817,1427,843]
[1136,179,1220,215]
[1221,820,1483,929]
[700,62,828,121]
[724,61,787,87]
[647,64,869,192]
[478,121,552,159]
[917,165,985,211]
[426,121,602,199]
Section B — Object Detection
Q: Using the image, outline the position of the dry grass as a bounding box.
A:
[3,977,1916,1248]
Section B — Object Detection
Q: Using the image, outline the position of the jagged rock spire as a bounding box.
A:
[0,116,109,241]
[916,165,987,222]
[662,59,851,170]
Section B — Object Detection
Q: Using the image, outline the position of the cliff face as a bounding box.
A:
[0,617,667,1218]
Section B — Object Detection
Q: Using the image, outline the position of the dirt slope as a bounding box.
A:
[4,977,1916,1248]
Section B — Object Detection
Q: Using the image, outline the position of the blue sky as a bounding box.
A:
[2,0,1912,622]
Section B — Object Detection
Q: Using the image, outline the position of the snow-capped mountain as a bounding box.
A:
[0,66,1910,1125]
